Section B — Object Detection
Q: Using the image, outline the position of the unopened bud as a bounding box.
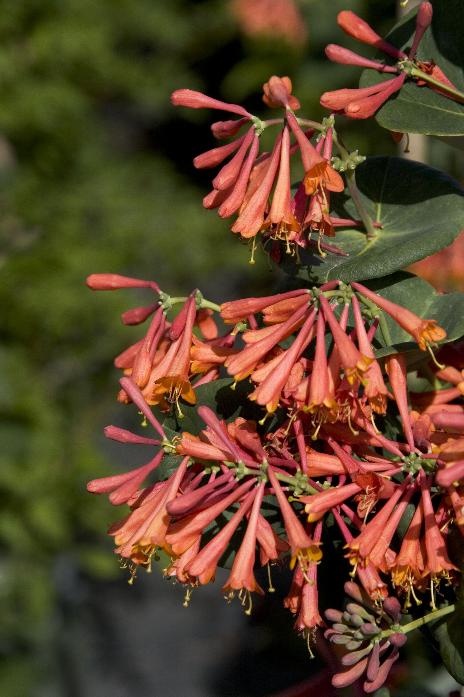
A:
[344,581,365,604]
[389,631,407,648]
[342,644,373,666]
[345,640,365,652]
[121,304,158,325]
[360,622,381,637]
[382,596,402,623]
[325,608,347,624]
[86,273,159,292]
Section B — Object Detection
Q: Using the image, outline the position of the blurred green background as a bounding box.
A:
[0,1,461,696]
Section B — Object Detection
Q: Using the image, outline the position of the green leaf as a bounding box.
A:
[364,272,464,356]
[360,0,464,137]
[433,611,464,685]
[284,157,464,283]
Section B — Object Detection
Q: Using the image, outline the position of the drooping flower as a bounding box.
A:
[352,282,447,351]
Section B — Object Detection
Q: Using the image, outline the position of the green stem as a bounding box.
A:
[332,133,377,241]
[382,604,455,640]
[402,603,456,633]
[345,170,377,241]
[410,67,464,104]
[357,294,393,346]
[296,117,325,132]
[199,298,221,312]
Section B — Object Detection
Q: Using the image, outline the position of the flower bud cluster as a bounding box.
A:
[325,582,406,692]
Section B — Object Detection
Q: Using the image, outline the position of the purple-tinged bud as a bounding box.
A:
[342,644,373,666]
[325,609,344,623]
[344,581,366,604]
[346,603,376,622]
[383,596,402,623]
[332,657,369,689]
[345,639,364,652]
[330,634,352,645]
[389,632,407,648]
[366,642,381,682]
[360,622,381,637]
[333,623,350,633]
[364,649,399,693]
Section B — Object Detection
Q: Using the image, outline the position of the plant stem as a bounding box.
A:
[296,118,325,132]
[402,603,456,632]
[382,604,455,641]
[199,298,221,312]
[332,133,377,241]
[410,67,464,104]
[357,295,393,346]
[345,171,378,240]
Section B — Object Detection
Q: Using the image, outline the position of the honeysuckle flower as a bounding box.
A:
[249,307,316,413]
[322,4,459,119]
[224,300,309,380]
[220,289,309,324]
[141,295,197,410]
[352,295,389,415]
[185,490,255,585]
[262,75,300,110]
[336,10,406,60]
[293,520,323,637]
[391,503,426,605]
[262,126,300,243]
[352,281,447,351]
[320,295,373,385]
[165,477,256,556]
[268,466,321,571]
[222,481,266,601]
[110,456,190,566]
[171,88,252,118]
[421,479,457,602]
[304,311,337,423]
[256,512,289,565]
[232,132,283,238]
[86,273,160,293]
[87,450,164,506]
[286,111,344,197]
[321,75,406,119]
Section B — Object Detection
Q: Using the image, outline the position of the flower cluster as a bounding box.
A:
[321,3,461,119]
[171,78,357,256]
[86,6,464,693]
[325,582,406,693]
[87,272,462,690]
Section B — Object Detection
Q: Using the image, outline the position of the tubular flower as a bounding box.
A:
[321,3,459,119]
[172,78,348,252]
[88,273,464,658]
[352,281,447,351]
